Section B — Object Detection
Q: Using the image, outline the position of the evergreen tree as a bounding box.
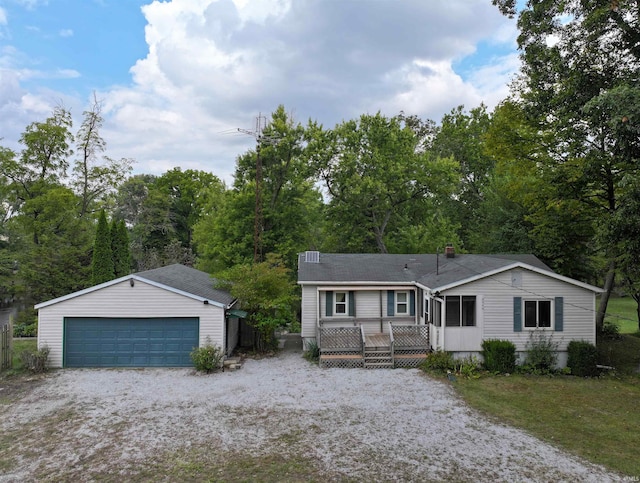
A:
[112,219,131,277]
[91,210,114,285]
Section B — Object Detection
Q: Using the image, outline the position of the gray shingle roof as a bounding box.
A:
[136,264,235,306]
[297,253,552,290]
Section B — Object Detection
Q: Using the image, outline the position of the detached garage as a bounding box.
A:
[35,264,239,368]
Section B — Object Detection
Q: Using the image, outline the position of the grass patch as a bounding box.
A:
[455,374,640,476]
[603,296,638,334]
[99,449,336,483]
[10,339,37,371]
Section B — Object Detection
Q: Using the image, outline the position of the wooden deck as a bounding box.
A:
[318,325,429,369]
[365,333,391,348]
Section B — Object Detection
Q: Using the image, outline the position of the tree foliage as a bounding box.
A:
[310,112,458,253]
[493,0,640,325]
[216,253,298,351]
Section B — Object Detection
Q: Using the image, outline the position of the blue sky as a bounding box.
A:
[0,0,520,183]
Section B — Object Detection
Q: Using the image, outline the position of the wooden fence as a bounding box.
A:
[0,316,12,370]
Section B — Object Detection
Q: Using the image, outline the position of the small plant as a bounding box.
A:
[523,330,559,374]
[601,321,621,340]
[303,339,320,363]
[567,340,598,377]
[421,350,455,374]
[481,339,516,373]
[454,355,482,379]
[190,338,224,373]
[19,345,50,373]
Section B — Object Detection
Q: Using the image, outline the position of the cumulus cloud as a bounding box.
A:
[59,28,73,37]
[1,0,519,182]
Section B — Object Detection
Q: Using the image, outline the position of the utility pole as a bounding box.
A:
[238,114,269,263]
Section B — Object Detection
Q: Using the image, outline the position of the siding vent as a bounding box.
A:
[305,251,320,263]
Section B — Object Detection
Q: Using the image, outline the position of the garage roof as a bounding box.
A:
[135,264,236,307]
[35,264,236,309]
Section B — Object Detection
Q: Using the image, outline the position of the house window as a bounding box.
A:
[396,291,409,315]
[445,296,476,327]
[334,291,348,315]
[524,300,551,328]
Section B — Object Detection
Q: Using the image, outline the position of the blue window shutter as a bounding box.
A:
[555,296,564,332]
[387,291,395,316]
[514,297,522,332]
[409,291,415,316]
[326,291,333,317]
[348,291,355,317]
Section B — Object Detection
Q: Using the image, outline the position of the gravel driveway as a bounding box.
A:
[1,348,618,482]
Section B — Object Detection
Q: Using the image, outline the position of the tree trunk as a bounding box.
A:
[596,259,616,331]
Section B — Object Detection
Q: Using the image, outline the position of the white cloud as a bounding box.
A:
[0,7,7,25]
[59,28,73,38]
[2,0,519,183]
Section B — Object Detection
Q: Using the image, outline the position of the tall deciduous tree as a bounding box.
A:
[605,175,640,330]
[430,105,495,251]
[310,112,458,253]
[196,106,323,272]
[493,0,640,328]
[73,96,133,217]
[92,210,114,285]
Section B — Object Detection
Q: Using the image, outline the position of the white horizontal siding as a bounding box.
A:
[37,279,225,368]
[442,268,596,353]
[301,285,317,338]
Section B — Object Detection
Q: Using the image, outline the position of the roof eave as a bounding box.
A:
[35,274,229,310]
[430,262,604,293]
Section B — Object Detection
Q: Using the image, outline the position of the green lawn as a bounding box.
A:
[454,374,640,477]
[603,296,639,334]
[451,325,640,477]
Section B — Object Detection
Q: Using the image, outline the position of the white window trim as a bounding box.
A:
[334,291,349,316]
[523,299,553,330]
[395,291,409,315]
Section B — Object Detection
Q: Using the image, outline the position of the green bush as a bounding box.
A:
[20,345,50,373]
[13,308,38,338]
[303,339,319,363]
[601,321,621,340]
[421,350,455,374]
[481,339,516,373]
[567,340,598,377]
[190,338,224,373]
[523,330,559,374]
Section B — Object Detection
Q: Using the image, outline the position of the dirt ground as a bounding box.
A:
[0,349,619,482]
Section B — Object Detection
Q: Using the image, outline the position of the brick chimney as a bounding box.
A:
[445,244,455,258]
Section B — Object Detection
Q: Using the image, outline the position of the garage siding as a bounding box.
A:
[38,279,225,368]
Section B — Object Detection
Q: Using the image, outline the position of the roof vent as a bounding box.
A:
[305,251,320,263]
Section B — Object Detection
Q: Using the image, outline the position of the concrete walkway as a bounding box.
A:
[277,332,303,352]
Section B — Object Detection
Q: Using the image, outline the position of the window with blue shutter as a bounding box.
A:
[387,291,395,316]
[514,297,522,332]
[554,296,564,332]
[348,291,355,317]
[409,291,415,317]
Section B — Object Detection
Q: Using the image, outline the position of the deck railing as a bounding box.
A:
[318,326,364,368]
[390,324,429,368]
